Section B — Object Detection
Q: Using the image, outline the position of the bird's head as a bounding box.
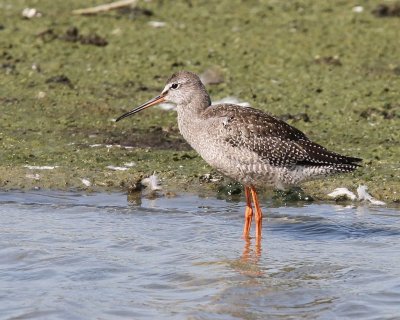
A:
[116,71,209,122]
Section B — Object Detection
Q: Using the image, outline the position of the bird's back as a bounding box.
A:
[184,103,361,188]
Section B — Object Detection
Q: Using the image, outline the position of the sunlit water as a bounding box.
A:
[0,191,399,320]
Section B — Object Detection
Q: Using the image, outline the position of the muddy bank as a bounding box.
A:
[0,1,399,203]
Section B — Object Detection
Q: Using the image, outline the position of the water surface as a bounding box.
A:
[1,191,399,319]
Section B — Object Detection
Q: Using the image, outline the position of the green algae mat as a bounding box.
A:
[0,1,399,203]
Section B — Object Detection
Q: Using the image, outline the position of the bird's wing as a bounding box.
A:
[203,104,361,167]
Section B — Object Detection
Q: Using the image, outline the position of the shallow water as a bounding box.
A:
[0,191,399,320]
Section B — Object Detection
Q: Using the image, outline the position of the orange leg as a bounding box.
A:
[250,186,263,239]
[242,186,253,239]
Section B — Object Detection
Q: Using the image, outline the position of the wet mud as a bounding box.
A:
[0,1,399,203]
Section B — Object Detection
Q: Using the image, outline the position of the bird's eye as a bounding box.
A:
[171,83,180,90]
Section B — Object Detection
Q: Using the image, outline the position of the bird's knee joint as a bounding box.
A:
[245,209,253,219]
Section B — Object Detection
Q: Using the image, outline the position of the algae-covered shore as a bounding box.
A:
[0,1,399,203]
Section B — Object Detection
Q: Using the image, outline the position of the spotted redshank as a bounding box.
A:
[116,71,361,240]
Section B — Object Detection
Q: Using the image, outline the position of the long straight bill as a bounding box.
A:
[116,94,166,122]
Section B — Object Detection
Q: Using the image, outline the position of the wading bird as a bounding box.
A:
[116,71,361,240]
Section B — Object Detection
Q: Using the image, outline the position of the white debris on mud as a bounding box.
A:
[357,185,386,205]
[22,8,42,19]
[212,96,250,107]
[123,162,136,167]
[157,96,250,112]
[141,174,162,191]
[148,21,166,28]
[352,6,364,13]
[328,185,386,205]
[90,144,133,150]
[106,165,129,171]
[25,173,40,180]
[24,165,58,170]
[327,188,357,201]
[80,178,91,187]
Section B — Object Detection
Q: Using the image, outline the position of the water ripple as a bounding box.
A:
[0,191,399,319]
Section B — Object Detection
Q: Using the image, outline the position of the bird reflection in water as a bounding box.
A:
[232,237,264,277]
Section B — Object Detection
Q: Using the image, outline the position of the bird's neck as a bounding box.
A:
[176,93,211,146]
[176,92,211,117]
